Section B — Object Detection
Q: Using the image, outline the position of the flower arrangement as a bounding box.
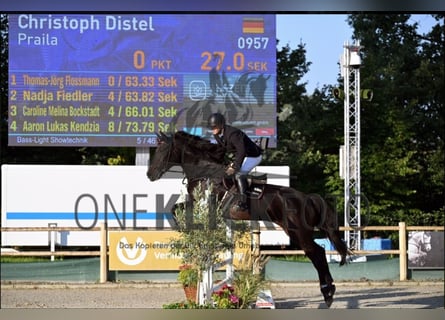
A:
[177,264,199,288]
[212,284,240,309]
[167,185,250,307]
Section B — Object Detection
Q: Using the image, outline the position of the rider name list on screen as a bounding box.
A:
[8,14,277,147]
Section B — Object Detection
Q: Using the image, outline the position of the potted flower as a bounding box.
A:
[178,264,199,302]
[212,284,240,309]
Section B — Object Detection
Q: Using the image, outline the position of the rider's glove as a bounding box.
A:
[225,166,236,176]
[225,162,238,176]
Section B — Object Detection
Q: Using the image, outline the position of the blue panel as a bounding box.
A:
[362,238,392,250]
[314,238,334,250]
[6,212,172,220]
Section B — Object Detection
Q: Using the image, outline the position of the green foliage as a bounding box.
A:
[0,256,61,263]
[276,41,310,111]
[346,14,444,226]
[233,271,266,308]
[177,264,199,287]
[231,254,267,309]
[162,301,214,309]
[269,14,444,229]
[168,184,252,308]
[273,255,311,263]
[169,183,247,274]
[78,147,135,165]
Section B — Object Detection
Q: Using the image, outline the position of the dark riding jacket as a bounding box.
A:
[213,124,262,170]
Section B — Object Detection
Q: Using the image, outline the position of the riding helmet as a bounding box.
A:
[207,113,226,129]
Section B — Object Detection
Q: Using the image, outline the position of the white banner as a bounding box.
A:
[1,165,290,246]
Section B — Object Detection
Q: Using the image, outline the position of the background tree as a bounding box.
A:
[268,41,343,199]
[267,41,332,193]
[344,14,444,226]
[269,14,444,228]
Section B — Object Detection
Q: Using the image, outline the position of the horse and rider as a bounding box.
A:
[146,119,351,308]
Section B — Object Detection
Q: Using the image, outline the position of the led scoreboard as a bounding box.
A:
[8,14,276,147]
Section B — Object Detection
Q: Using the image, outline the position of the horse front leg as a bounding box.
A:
[301,239,336,308]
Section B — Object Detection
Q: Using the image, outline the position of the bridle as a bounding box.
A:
[151,133,189,178]
[408,232,431,251]
[151,132,231,192]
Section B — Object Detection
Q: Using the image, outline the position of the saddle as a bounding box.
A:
[223,172,267,198]
[220,172,267,216]
[246,172,267,199]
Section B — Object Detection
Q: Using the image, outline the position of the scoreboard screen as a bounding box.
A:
[8,14,276,147]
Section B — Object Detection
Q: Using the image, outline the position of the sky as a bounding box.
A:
[276,14,439,93]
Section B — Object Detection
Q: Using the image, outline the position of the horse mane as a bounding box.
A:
[173,131,226,164]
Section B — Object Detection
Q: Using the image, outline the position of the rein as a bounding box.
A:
[155,138,185,175]
[152,132,230,191]
[156,141,223,188]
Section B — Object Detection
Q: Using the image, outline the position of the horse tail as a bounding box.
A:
[326,215,352,266]
[311,195,351,266]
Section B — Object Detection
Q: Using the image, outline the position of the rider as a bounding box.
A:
[207,112,263,211]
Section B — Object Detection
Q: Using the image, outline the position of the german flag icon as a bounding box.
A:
[242,17,264,34]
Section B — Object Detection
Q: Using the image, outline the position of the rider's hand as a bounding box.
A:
[225,166,236,176]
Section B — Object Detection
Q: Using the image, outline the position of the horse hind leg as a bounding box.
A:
[307,246,336,308]
[299,236,336,308]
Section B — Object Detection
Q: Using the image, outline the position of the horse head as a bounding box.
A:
[146,131,175,181]
[147,131,226,182]
[409,231,432,253]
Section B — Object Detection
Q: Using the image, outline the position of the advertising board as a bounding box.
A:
[1,165,290,246]
[8,14,276,147]
[408,231,444,269]
[108,231,252,270]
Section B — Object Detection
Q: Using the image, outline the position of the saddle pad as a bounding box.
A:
[248,172,267,184]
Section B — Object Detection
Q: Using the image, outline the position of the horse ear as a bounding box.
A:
[157,131,172,143]
[156,132,166,144]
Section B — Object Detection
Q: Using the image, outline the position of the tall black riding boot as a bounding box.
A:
[235,174,248,211]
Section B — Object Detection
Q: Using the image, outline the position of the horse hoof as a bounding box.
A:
[325,297,334,308]
[321,284,336,308]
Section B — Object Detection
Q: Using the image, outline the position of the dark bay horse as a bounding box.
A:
[146,131,351,307]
